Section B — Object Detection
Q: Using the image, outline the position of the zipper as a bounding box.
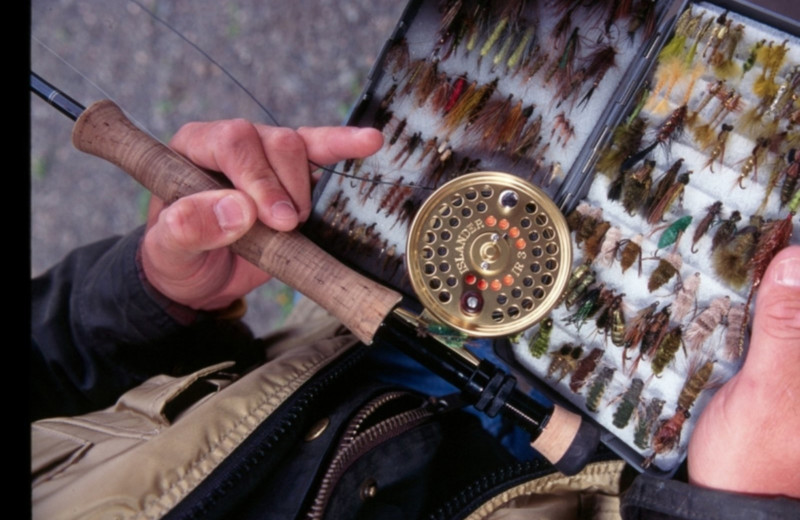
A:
[163,341,372,520]
[307,391,444,520]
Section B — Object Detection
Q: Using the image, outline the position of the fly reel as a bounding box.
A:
[407,172,571,337]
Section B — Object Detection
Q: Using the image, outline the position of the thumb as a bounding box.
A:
[687,245,800,497]
[741,244,800,378]
[141,190,258,306]
[149,190,257,261]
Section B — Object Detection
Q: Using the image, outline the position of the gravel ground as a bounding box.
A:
[31,1,798,336]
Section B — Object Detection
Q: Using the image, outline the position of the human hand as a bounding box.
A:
[140,120,383,311]
[688,245,800,498]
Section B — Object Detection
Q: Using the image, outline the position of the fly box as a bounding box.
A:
[304,0,800,476]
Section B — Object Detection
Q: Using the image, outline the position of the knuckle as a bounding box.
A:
[163,198,203,246]
[757,297,800,341]
[215,118,256,144]
[267,127,305,155]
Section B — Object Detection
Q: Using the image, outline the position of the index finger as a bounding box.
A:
[170,120,306,231]
[296,126,384,167]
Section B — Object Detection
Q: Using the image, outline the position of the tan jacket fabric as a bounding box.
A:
[32,301,355,520]
[32,300,625,520]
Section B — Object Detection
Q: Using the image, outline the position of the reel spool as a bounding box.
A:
[407,172,571,337]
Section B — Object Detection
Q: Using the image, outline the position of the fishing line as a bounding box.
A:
[126,0,434,191]
[32,35,151,134]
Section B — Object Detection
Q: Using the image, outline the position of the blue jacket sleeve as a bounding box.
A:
[31,227,255,420]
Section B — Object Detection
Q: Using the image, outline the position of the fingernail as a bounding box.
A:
[214,195,246,231]
[774,256,800,288]
[271,200,298,222]
[352,127,377,139]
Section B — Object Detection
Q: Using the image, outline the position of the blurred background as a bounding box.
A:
[30,0,798,336]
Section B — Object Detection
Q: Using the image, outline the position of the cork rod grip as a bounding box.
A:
[72,100,401,344]
[531,405,600,476]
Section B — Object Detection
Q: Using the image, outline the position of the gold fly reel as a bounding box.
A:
[407,172,571,337]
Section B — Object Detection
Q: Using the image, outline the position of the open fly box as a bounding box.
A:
[304,0,800,476]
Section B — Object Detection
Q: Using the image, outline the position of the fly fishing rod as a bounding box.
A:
[31,71,601,475]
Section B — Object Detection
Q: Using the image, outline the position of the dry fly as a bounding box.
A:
[547,344,584,383]
[586,366,615,413]
[672,272,701,322]
[577,42,619,107]
[569,347,605,394]
[571,204,603,244]
[610,298,627,348]
[640,304,672,360]
[750,213,795,291]
[713,216,762,289]
[761,148,799,213]
[523,45,548,81]
[741,39,765,78]
[443,75,468,114]
[359,173,383,204]
[551,112,575,147]
[634,397,666,450]
[613,377,645,429]
[655,215,693,250]
[736,137,769,189]
[398,58,428,99]
[547,27,581,94]
[435,1,469,59]
[711,210,741,251]
[596,116,648,177]
[385,38,409,79]
[564,266,596,308]
[691,201,723,253]
[623,105,688,172]
[387,117,407,147]
[596,226,623,268]
[628,0,657,41]
[506,26,536,73]
[378,177,407,216]
[677,359,715,411]
[478,16,509,67]
[650,326,684,376]
[648,253,682,293]
[643,406,691,468]
[566,284,608,331]
[647,171,691,225]
[393,132,422,168]
[596,293,624,338]
[687,80,725,128]
[624,302,659,353]
[416,137,440,167]
[566,202,593,234]
[582,219,612,262]
[469,94,513,146]
[622,159,655,216]
[685,296,731,352]
[619,233,644,275]
[723,302,748,360]
[564,261,592,292]
[413,60,441,107]
[527,318,553,358]
[702,123,733,173]
[647,158,684,220]
[510,113,542,162]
